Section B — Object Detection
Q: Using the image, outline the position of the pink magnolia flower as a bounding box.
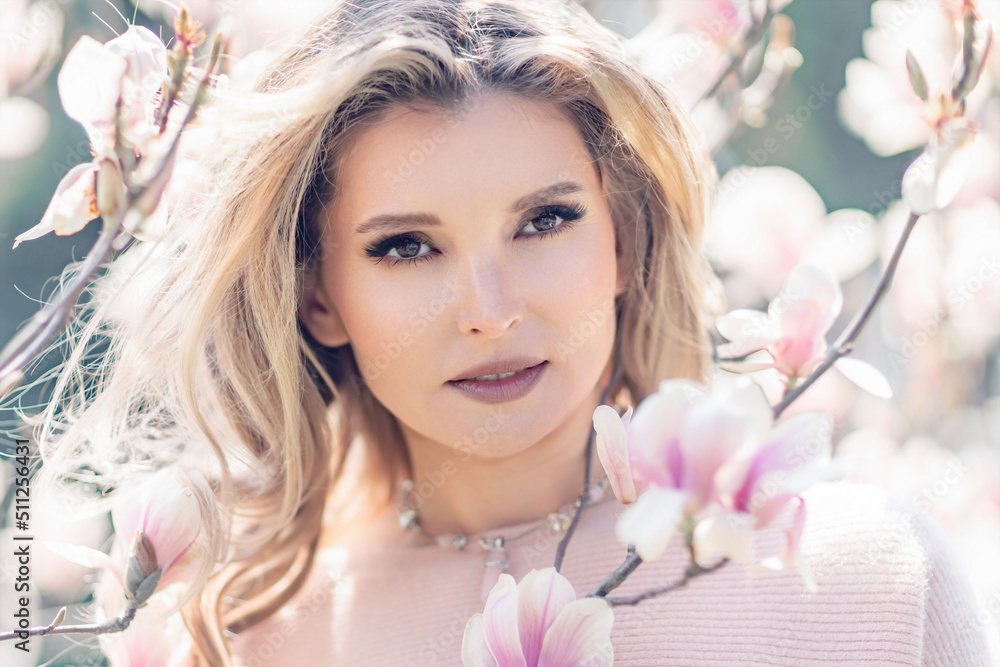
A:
[45,470,205,598]
[694,411,833,590]
[716,264,892,397]
[111,471,204,584]
[717,264,842,378]
[462,568,613,667]
[610,379,832,591]
[838,0,968,157]
[613,380,770,561]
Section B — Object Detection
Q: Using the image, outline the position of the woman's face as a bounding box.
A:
[302,92,624,457]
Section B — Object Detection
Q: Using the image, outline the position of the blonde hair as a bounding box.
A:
[27,0,718,663]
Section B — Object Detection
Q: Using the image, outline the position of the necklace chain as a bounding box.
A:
[396,476,610,553]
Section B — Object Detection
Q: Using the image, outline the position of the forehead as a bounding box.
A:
[330,93,600,224]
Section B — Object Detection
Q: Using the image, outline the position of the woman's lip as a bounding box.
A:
[446,362,547,404]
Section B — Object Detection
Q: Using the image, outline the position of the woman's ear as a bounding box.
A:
[299,271,350,347]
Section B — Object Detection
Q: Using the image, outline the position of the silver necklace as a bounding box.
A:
[396,476,610,604]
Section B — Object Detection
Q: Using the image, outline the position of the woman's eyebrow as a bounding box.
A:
[353,180,585,235]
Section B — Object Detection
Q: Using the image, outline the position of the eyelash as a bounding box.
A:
[363,203,588,267]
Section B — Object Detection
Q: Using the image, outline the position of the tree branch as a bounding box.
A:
[0,600,137,641]
[605,558,730,606]
[772,210,921,418]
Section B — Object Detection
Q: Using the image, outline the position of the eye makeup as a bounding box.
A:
[363,202,588,267]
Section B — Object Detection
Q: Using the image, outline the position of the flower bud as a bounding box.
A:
[124,530,163,604]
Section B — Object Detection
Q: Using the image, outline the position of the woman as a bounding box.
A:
[31,0,989,664]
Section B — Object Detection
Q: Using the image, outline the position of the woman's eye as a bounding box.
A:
[364,203,587,266]
[365,233,433,264]
[521,204,586,235]
[388,237,427,259]
[524,212,561,233]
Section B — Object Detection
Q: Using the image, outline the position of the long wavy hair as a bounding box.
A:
[27,0,719,662]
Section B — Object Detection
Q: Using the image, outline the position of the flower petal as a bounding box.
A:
[692,513,753,567]
[105,26,168,104]
[43,541,120,579]
[482,574,527,667]
[716,359,778,374]
[462,614,499,667]
[779,264,843,329]
[139,481,202,571]
[594,405,637,504]
[902,126,976,214]
[716,309,774,345]
[678,399,755,505]
[13,162,98,248]
[615,485,687,561]
[757,497,815,592]
[730,412,831,515]
[112,471,203,574]
[833,357,892,398]
[516,568,577,665]
[628,380,704,488]
[537,598,614,667]
[57,36,126,136]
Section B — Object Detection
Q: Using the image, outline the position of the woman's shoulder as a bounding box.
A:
[794,481,992,666]
[800,480,940,571]
[587,481,993,666]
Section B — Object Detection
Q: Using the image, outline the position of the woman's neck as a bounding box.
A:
[400,381,604,537]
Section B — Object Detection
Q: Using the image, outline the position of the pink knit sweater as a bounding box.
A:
[233,482,993,666]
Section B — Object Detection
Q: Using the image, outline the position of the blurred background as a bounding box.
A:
[1,0,998,664]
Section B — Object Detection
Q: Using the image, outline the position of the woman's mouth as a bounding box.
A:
[447,362,548,404]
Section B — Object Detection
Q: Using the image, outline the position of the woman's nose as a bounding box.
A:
[454,254,523,338]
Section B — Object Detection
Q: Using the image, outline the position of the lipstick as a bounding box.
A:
[447,361,548,404]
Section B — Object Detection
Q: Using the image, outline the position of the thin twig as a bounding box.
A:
[553,347,624,572]
[772,210,921,418]
[605,558,730,606]
[0,601,137,641]
[0,221,120,383]
[588,545,642,598]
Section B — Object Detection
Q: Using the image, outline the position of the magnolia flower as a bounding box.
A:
[611,378,831,591]
[716,264,892,397]
[708,167,879,304]
[613,380,769,561]
[694,411,832,590]
[838,0,972,156]
[717,264,841,378]
[58,26,167,152]
[46,470,204,601]
[462,568,613,667]
[13,26,168,248]
[12,155,127,249]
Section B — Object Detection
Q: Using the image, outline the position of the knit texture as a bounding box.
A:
[233,482,993,666]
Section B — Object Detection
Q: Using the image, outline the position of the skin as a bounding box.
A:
[300,92,625,536]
